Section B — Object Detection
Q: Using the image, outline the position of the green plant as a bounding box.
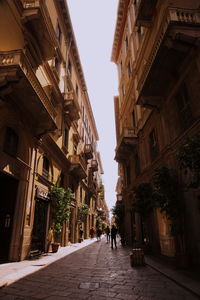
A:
[96,216,103,229]
[111,201,125,235]
[177,134,200,188]
[153,166,180,221]
[78,203,89,224]
[133,183,155,219]
[50,186,73,233]
[101,222,107,232]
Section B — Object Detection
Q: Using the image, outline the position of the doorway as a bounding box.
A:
[31,199,49,253]
[0,172,19,263]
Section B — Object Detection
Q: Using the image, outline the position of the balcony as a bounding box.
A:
[115,127,138,162]
[137,7,200,107]
[90,159,98,172]
[135,0,158,27]
[63,90,80,122]
[21,0,55,61]
[84,144,93,160]
[0,50,57,136]
[69,154,87,179]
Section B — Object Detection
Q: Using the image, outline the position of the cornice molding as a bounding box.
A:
[111,0,130,63]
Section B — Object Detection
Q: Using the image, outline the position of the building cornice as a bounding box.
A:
[54,0,87,91]
[111,0,130,63]
[83,90,99,141]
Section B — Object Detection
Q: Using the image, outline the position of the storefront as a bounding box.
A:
[31,186,50,253]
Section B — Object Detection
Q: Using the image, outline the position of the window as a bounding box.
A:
[55,58,60,74]
[59,173,65,187]
[149,129,159,161]
[68,59,72,75]
[42,156,49,179]
[56,22,62,45]
[176,84,193,130]
[76,84,79,97]
[132,110,136,128]
[82,105,85,119]
[122,85,125,97]
[135,154,140,176]
[80,187,82,203]
[125,36,129,52]
[137,26,142,41]
[63,128,69,149]
[3,127,18,157]
[82,127,84,141]
[128,62,131,78]
[126,164,131,186]
[134,0,137,9]
[73,143,77,155]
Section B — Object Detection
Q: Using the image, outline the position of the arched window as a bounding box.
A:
[42,156,49,179]
[3,127,18,157]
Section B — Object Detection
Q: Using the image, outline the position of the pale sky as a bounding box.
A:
[67,0,119,212]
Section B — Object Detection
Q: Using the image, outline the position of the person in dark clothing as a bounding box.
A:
[96,228,102,241]
[105,225,110,243]
[111,225,118,249]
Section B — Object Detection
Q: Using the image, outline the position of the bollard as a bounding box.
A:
[130,248,145,267]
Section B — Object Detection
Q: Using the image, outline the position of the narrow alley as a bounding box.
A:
[0,237,198,300]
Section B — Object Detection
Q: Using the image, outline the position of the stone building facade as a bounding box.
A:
[0,0,106,262]
[112,0,200,266]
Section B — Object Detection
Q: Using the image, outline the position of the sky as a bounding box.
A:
[67,0,119,212]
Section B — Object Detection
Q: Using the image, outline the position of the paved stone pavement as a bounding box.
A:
[0,237,198,300]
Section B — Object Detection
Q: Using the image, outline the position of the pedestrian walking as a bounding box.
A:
[105,225,110,243]
[90,227,95,239]
[79,227,84,242]
[47,226,54,252]
[111,224,118,249]
[96,228,102,241]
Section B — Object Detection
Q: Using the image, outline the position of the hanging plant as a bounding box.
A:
[177,134,200,188]
[78,203,89,223]
[133,183,155,219]
[50,186,73,233]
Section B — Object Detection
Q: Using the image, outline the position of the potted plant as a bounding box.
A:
[77,203,89,242]
[50,185,73,252]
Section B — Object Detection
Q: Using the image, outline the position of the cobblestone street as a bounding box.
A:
[0,237,198,300]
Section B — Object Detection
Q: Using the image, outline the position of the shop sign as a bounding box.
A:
[36,187,49,200]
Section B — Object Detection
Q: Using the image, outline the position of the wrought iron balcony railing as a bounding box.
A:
[115,127,138,162]
[84,144,93,160]
[69,154,87,179]
[136,6,200,107]
[90,159,98,172]
[0,50,57,136]
[22,0,56,61]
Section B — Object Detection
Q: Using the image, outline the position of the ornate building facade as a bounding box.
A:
[112,0,200,266]
[0,0,106,262]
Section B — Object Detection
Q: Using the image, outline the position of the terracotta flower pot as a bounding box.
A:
[51,243,60,253]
